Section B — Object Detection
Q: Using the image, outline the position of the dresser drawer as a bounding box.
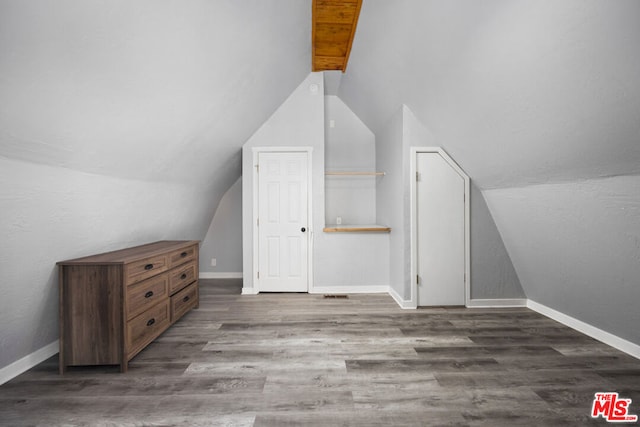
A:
[168,244,197,268]
[168,261,197,294]
[171,281,198,323]
[126,274,168,320]
[125,254,168,285]
[126,300,170,358]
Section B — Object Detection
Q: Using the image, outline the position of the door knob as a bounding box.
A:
[301,227,306,232]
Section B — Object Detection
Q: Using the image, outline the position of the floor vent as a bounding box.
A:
[323,294,349,299]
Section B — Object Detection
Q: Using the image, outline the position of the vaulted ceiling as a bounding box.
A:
[3,0,638,192]
[1,0,640,370]
[339,0,640,189]
[0,0,311,184]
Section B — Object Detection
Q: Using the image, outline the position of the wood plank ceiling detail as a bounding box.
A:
[312,0,363,72]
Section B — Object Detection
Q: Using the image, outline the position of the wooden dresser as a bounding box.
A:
[58,240,200,373]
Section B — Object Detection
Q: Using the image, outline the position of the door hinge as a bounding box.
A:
[416,274,420,285]
[255,164,259,172]
[416,172,420,181]
[257,271,260,279]
[257,218,259,226]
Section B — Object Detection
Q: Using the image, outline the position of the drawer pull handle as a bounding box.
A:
[144,264,154,271]
[180,273,187,280]
[183,296,190,303]
[180,252,188,257]
[146,318,155,327]
[144,291,154,298]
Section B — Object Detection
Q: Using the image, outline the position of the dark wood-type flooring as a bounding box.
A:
[1,279,639,426]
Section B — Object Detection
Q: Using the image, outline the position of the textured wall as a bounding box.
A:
[338,0,640,341]
[470,183,525,299]
[375,108,404,298]
[242,73,326,292]
[485,175,640,345]
[241,74,390,291]
[324,95,376,225]
[0,157,220,369]
[316,95,389,289]
[200,178,243,274]
[376,106,523,304]
[0,0,310,372]
[340,0,640,189]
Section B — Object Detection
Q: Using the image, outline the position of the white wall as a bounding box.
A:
[470,183,524,299]
[0,0,310,185]
[0,0,312,372]
[324,95,376,225]
[0,157,220,370]
[315,95,389,290]
[376,105,435,306]
[401,107,438,301]
[242,73,390,292]
[485,175,640,344]
[200,178,243,275]
[375,106,436,302]
[242,73,326,292]
[340,0,640,190]
[376,105,524,304]
[376,108,404,298]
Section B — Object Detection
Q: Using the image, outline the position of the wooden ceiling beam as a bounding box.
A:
[314,56,347,71]
[315,1,358,24]
[312,0,362,72]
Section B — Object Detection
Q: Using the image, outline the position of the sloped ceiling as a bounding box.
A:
[2,0,639,370]
[339,0,640,189]
[0,0,313,369]
[0,0,311,183]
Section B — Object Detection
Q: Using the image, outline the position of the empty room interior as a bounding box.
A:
[1,0,639,425]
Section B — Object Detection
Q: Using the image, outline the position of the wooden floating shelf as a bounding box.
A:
[325,171,385,176]
[323,225,391,233]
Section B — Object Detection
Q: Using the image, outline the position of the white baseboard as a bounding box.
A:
[0,340,59,386]
[527,299,640,360]
[388,286,416,309]
[310,285,389,294]
[199,272,243,279]
[242,285,389,296]
[467,298,527,308]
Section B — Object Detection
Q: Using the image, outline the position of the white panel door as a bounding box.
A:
[416,152,465,306]
[258,152,309,292]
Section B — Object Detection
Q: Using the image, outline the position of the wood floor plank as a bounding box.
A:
[1,278,639,426]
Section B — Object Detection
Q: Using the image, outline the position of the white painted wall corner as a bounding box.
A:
[388,286,417,309]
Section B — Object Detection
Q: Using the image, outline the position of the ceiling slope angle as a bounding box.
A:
[337,0,640,189]
[312,0,363,72]
[0,0,311,185]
